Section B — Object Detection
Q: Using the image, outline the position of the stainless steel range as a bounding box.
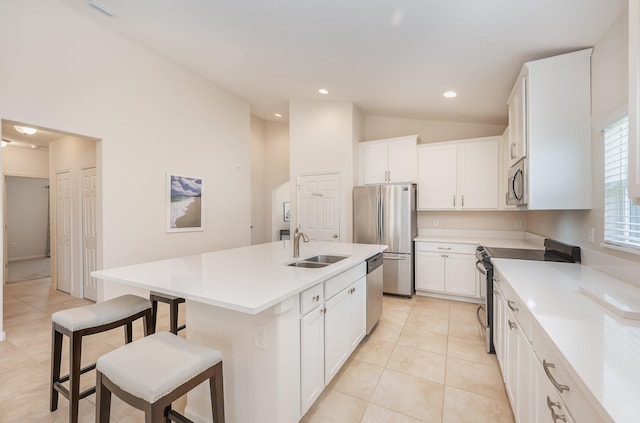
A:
[475,239,581,353]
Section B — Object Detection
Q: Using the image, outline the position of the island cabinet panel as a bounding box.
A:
[300,304,325,415]
[300,263,366,417]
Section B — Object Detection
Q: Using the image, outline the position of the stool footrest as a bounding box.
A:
[57,363,97,384]
[53,383,96,400]
[166,409,194,423]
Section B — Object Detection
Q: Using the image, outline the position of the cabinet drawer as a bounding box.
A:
[325,263,366,300]
[300,284,323,315]
[531,321,610,423]
[415,241,476,254]
[502,282,531,341]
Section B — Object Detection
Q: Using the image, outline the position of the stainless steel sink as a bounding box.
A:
[286,254,350,268]
[305,255,349,264]
[287,261,329,268]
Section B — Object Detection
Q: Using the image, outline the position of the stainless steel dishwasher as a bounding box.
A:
[366,253,383,334]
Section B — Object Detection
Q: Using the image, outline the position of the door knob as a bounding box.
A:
[332,234,338,238]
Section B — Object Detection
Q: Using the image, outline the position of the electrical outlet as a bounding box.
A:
[432,218,439,227]
[254,325,266,350]
[514,220,522,229]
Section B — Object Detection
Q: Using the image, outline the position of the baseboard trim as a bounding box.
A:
[0,331,6,342]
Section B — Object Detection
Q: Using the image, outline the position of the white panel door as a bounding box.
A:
[56,171,72,294]
[298,173,340,241]
[82,167,97,301]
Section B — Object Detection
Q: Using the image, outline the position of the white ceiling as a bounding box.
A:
[57,0,625,125]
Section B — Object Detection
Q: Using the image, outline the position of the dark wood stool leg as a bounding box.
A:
[151,298,159,333]
[170,301,179,335]
[144,308,154,336]
[50,327,63,411]
[125,322,133,343]
[69,333,82,423]
[96,371,112,423]
[210,362,225,423]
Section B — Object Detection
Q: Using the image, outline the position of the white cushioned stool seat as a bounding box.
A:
[95,331,225,423]
[97,331,223,403]
[52,294,151,331]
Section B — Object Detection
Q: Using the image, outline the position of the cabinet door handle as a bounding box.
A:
[312,295,320,302]
[543,360,570,393]
[438,247,452,251]
[453,195,456,207]
[321,307,326,314]
[507,319,517,330]
[547,396,568,423]
[461,194,464,207]
[507,300,519,312]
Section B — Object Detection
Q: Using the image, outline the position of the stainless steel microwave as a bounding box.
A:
[506,159,526,206]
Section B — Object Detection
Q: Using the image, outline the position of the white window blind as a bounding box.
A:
[603,116,640,248]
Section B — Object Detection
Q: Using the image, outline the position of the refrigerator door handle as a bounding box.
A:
[379,193,384,244]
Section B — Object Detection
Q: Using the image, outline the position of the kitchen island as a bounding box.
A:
[92,240,386,423]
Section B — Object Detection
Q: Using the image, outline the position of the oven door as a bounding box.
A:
[475,259,493,353]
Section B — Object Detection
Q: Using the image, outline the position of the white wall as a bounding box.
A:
[250,115,266,244]
[6,176,49,260]
[289,101,361,242]
[2,147,49,178]
[365,115,506,143]
[272,182,290,241]
[0,0,251,309]
[264,121,290,241]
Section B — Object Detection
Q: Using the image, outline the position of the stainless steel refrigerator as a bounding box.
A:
[353,184,417,296]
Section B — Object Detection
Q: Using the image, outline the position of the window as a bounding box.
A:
[604,116,640,248]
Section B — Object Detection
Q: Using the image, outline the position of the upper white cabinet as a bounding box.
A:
[507,74,527,167]
[359,135,418,184]
[417,137,500,210]
[508,48,592,210]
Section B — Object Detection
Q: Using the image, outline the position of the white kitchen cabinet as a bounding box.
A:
[359,135,417,184]
[532,354,575,423]
[507,74,527,167]
[299,264,366,416]
[492,278,506,376]
[417,137,499,210]
[630,1,640,199]
[506,49,592,210]
[300,303,324,414]
[415,242,478,299]
[324,276,366,383]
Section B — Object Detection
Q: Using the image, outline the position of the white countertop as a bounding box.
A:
[92,241,386,315]
[493,258,640,423]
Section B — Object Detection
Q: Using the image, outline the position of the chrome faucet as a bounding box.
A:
[293,228,310,258]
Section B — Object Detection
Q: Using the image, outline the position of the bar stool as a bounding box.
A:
[150,291,186,334]
[50,294,153,423]
[96,331,225,423]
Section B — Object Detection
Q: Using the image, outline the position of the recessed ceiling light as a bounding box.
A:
[274,113,283,118]
[14,125,38,135]
[443,91,457,98]
[318,88,329,95]
[30,144,37,149]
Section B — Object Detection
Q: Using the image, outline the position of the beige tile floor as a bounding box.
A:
[301,295,515,423]
[2,279,514,423]
[1,277,186,423]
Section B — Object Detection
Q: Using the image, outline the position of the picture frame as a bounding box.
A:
[166,173,204,232]
[283,202,290,222]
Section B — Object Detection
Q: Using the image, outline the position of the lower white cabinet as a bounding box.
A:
[299,265,367,416]
[300,304,325,414]
[495,269,612,423]
[325,276,366,383]
[415,242,478,298]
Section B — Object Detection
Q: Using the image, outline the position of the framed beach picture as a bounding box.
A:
[167,173,204,232]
